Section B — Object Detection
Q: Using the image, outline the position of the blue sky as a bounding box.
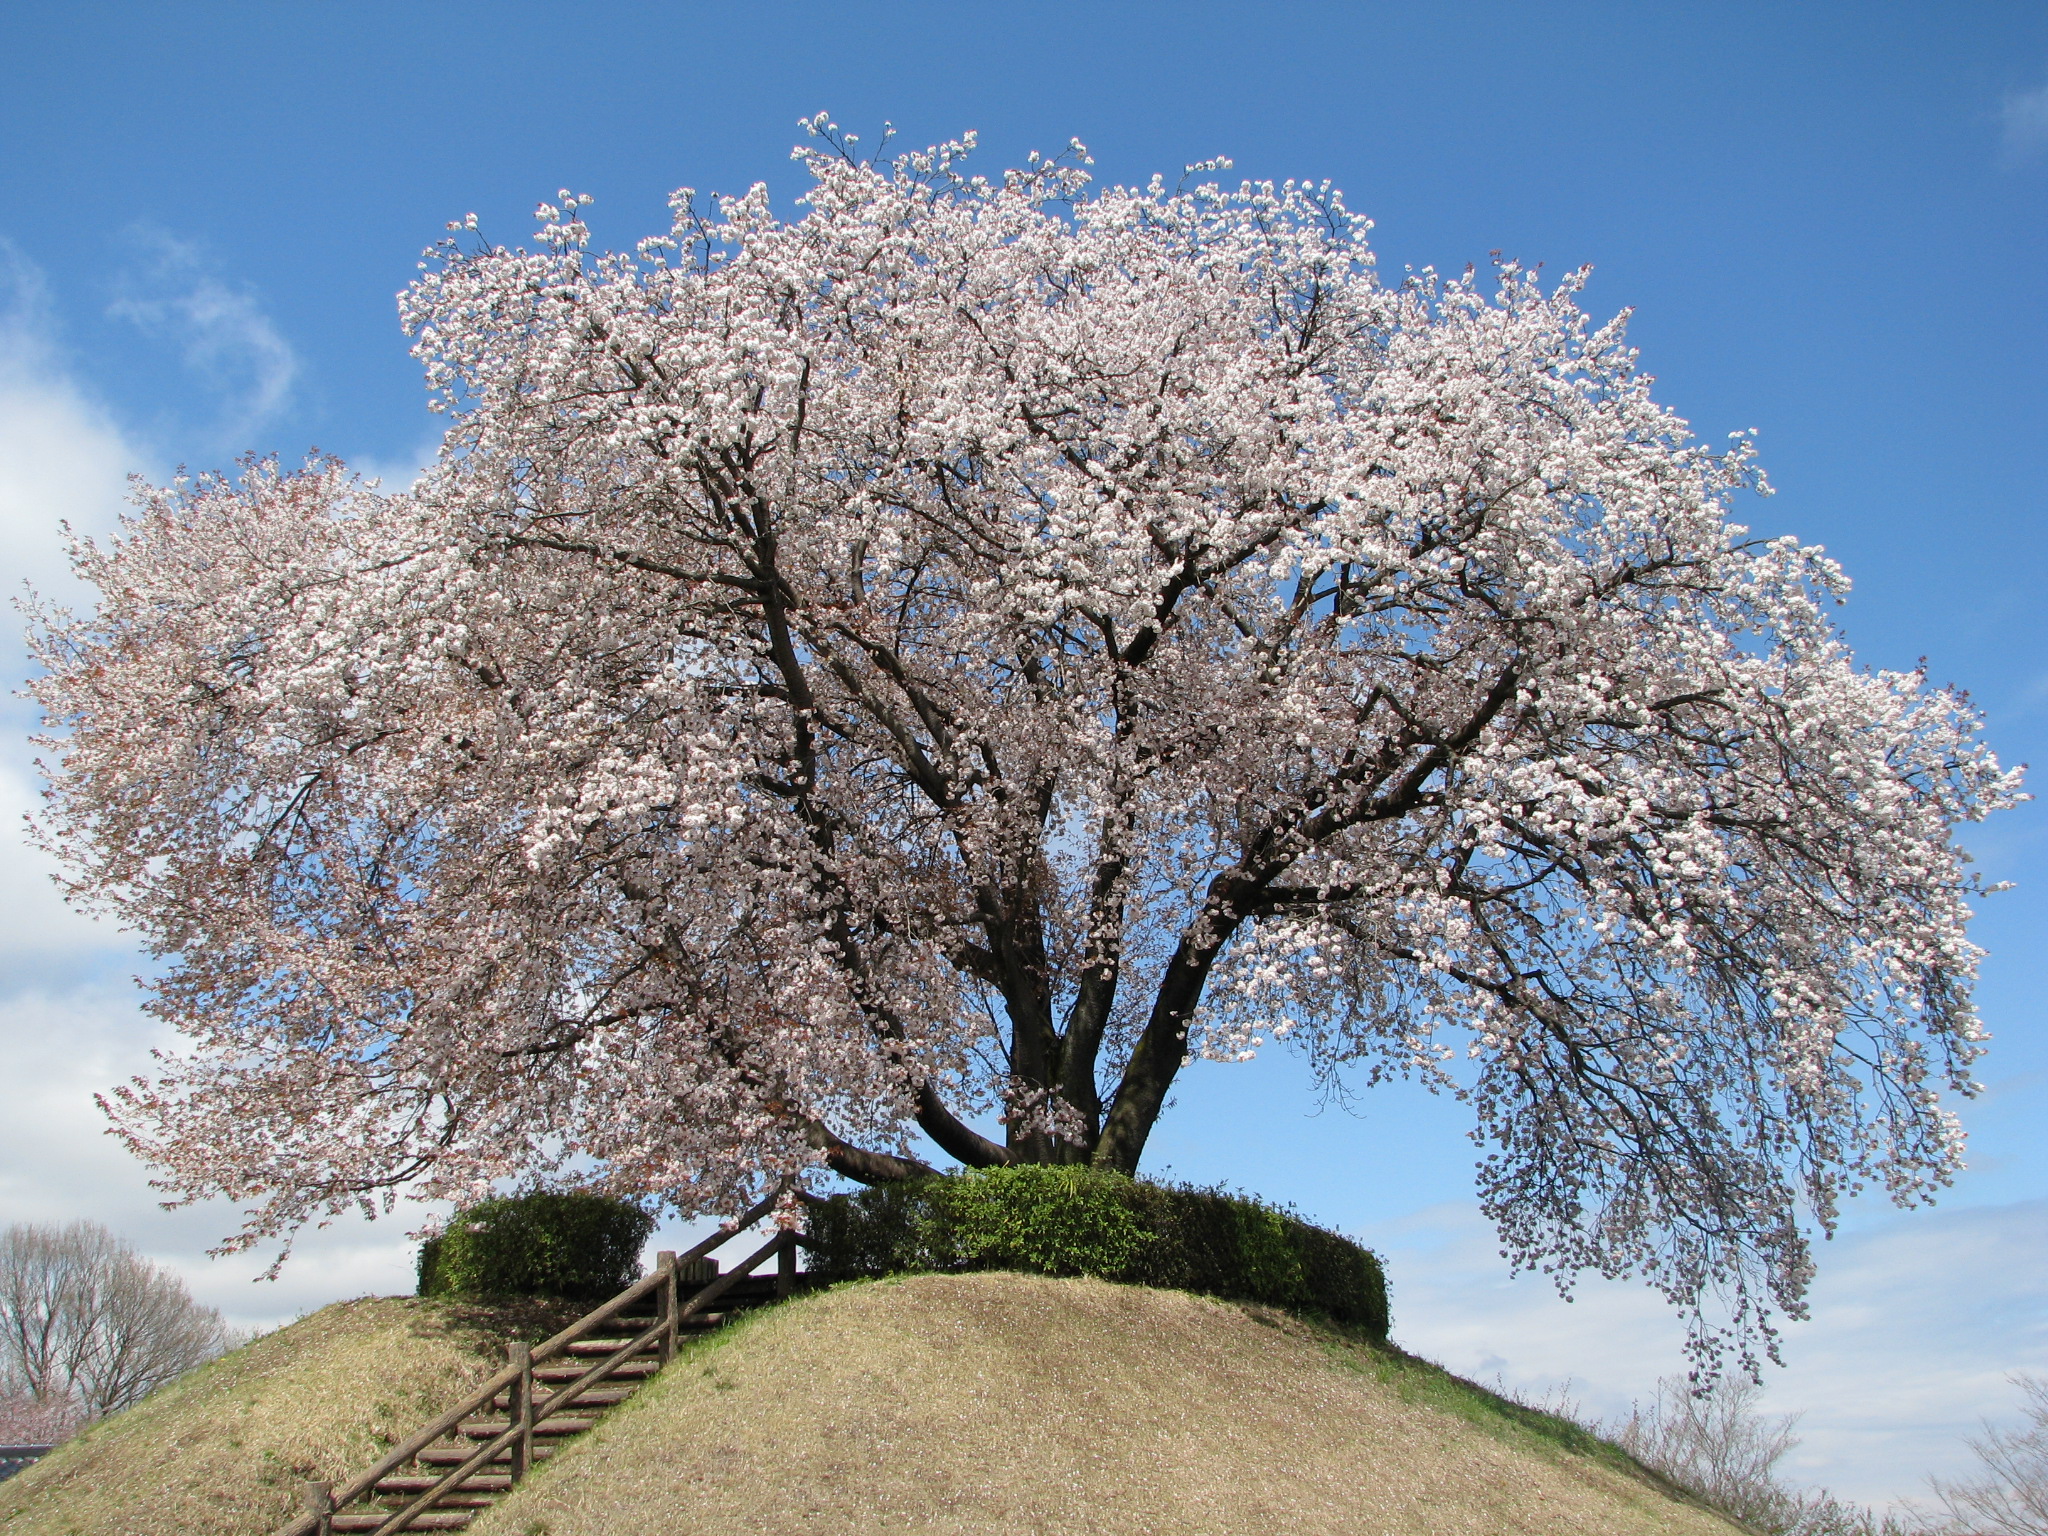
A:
[1,0,2044,1510]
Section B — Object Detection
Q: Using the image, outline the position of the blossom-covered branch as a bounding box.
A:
[30,125,2020,1373]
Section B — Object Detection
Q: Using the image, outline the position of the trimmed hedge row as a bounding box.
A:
[417,1192,654,1304]
[806,1165,1389,1338]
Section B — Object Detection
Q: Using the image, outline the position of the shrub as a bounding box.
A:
[947,1165,1150,1277]
[416,1192,655,1304]
[806,1167,1389,1338]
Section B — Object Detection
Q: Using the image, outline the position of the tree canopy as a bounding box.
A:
[32,126,2019,1370]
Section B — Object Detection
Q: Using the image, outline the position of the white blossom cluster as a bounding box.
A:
[29,127,2019,1371]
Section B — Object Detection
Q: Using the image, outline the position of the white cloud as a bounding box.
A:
[0,761,125,962]
[352,431,445,495]
[0,978,424,1333]
[0,244,152,972]
[0,244,410,1335]
[2000,75,2048,165]
[1376,1198,2048,1512]
[108,226,298,444]
[0,242,141,605]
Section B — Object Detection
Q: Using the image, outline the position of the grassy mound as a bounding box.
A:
[471,1272,1744,1536]
[0,1295,570,1536]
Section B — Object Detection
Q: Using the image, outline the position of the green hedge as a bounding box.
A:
[806,1166,1388,1338]
[416,1192,655,1304]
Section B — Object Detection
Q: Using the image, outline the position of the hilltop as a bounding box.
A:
[0,1273,1746,1536]
[476,1272,1739,1536]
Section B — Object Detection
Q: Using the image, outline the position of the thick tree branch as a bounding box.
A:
[802,1120,938,1185]
[913,1083,1013,1169]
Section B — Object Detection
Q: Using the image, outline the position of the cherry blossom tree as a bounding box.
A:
[31,124,2020,1369]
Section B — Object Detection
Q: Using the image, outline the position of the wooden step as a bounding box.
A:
[618,1303,776,1324]
[557,1312,728,1353]
[415,1444,556,1466]
[679,1280,812,1299]
[459,1417,597,1439]
[495,1386,634,1411]
[362,1491,496,1509]
[331,1513,472,1532]
[548,1387,635,1408]
[692,1285,780,1305]
[533,1357,656,1382]
[564,1337,661,1356]
[375,1474,511,1496]
[501,1372,646,1395]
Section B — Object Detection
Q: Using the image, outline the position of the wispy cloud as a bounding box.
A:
[1999,74,2048,166]
[108,227,298,442]
[352,433,445,495]
[0,247,321,1327]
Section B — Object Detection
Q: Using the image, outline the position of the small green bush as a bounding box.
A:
[948,1165,1150,1276]
[806,1166,1389,1338]
[416,1192,655,1304]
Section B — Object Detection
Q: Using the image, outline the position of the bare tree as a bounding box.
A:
[0,1222,233,1420]
[1927,1374,2048,1536]
[1613,1375,1918,1536]
[1615,1374,1805,1528]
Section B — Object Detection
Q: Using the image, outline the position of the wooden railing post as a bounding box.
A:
[658,1250,678,1364]
[507,1342,533,1484]
[776,1229,796,1299]
[301,1480,333,1536]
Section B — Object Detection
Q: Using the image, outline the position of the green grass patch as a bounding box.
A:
[1306,1318,1737,1518]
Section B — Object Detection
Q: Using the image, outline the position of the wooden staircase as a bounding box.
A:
[281,1195,812,1536]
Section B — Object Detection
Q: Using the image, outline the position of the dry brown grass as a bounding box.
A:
[471,1272,1747,1536]
[0,1295,571,1536]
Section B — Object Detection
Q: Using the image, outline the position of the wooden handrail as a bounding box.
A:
[532,1311,669,1427]
[532,1231,793,1427]
[272,1187,796,1536]
[677,1231,789,1321]
[365,1411,529,1536]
